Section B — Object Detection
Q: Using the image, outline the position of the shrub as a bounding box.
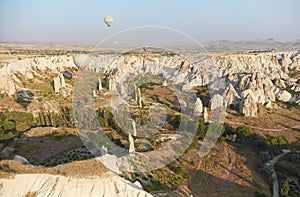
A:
[235,125,254,138]
[7,111,34,124]
[259,151,272,162]
[0,130,14,140]
[223,122,233,135]
[170,115,181,130]
[197,118,207,140]
[3,121,15,131]
[280,179,289,197]
[254,190,266,197]
[0,112,6,121]
[266,135,291,146]
[217,136,224,144]
[290,154,300,163]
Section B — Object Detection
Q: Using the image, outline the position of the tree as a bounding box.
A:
[254,190,266,197]
[236,125,254,138]
[280,179,289,197]
[266,135,291,146]
[197,118,207,140]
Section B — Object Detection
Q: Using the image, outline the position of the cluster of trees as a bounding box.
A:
[0,111,34,140]
[0,107,76,141]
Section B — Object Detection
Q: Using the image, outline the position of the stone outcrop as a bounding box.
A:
[0,56,76,96]
[194,98,203,116]
[210,94,224,110]
[13,155,29,164]
[53,76,61,93]
[136,87,142,108]
[275,89,292,102]
[239,93,258,117]
[0,172,153,197]
[53,73,67,94]
[98,77,102,91]
[129,133,135,153]
[132,120,137,137]
[203,107,208,123]
[223,83,240,107]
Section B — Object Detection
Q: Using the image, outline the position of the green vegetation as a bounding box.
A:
[0,128,14,140]
[266,135,291,146]
[254,190,266,197]
[0,112,33,139]
[280,179,289,197]
[97,108,122,133]
[7,111,34,124]
[54,131,72,140]
[6,111,34,132]
[235,125,254,138]
[196,118,208,140]
[2,121,15,131]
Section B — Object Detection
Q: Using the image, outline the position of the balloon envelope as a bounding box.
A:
[73,54,90,71]
[104,16,113,27]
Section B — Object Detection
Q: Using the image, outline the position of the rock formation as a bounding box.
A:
[53,76,61,93]
[210,94,224,110]
[0,56,76,96]
[239,93,258,117]
[275,89,292,102]
[137,88,142,108]
[100,145,107,156]
[132,119,137,137]
[59,73,66,88]
[223,83,240,107]
[203,107,208,123]
[194,98,203,116]
[13,155,29,164]
[129,133,135,153]
[0,172,153,197]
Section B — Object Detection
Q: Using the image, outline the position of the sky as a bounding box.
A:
[0,0,300,44]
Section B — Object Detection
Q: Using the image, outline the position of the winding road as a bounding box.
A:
[266,149,300,197]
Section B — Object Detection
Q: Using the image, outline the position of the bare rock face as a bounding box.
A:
[0,172,153,197]
[137,88,142,108]
[98,77,102,91]
[132,120,137,137]
[106,76,116,90]
[59,73,66,88]
[210,94,224,110]
[194,98,203,116]
[13,155,29,164]
[239,75,250,90]
[275,90,292,102]
[129,133,135,153]
[0,56,76,96]
[239,93,258,117]
[53,76,61,93]
[274,78,286,89]
[263,78,276,102]
[280,53,291,73]
[265,100,272,108]
[223,83,240,107]
[7,80,17,96]
[203,107,208,123]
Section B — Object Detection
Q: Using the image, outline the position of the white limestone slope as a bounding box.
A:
[0,172,152,197]
[0,56,76,95]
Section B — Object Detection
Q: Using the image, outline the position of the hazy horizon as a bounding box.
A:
[1,0,300,44]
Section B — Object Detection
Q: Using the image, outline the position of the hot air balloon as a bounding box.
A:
[73,54,90,71]
[104,16,113,27]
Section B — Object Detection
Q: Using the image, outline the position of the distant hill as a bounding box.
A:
[203,39,300,51]
[1,39,300,51]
